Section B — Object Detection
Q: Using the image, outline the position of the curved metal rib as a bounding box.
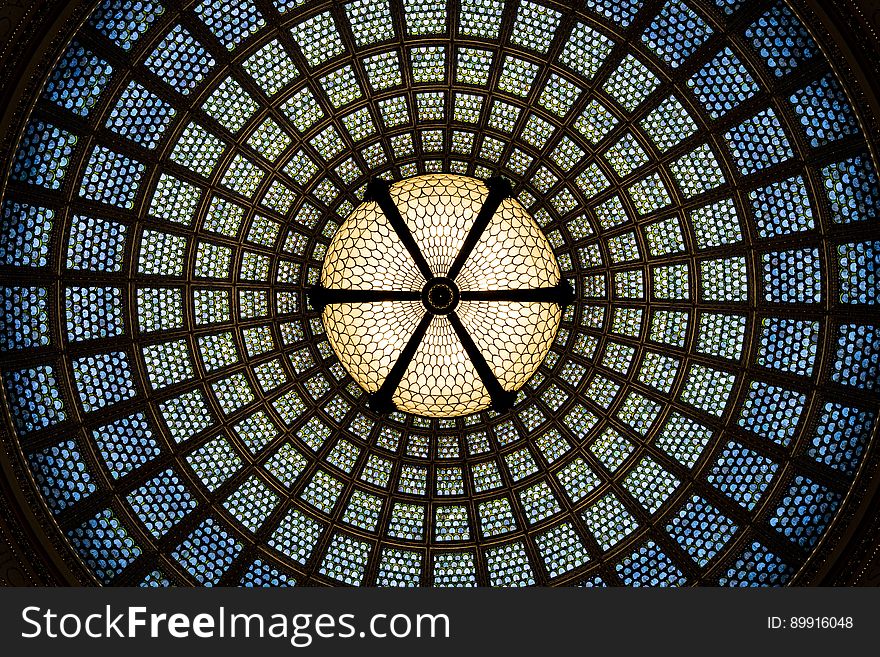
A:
[368,312,434,414]
[307,286,421,312]
[459,280,575,306]
[445,176,513,282]
[364,178,435,282]
[447,311,516,413]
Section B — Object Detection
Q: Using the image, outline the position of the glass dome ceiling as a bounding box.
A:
[0,0,878,587]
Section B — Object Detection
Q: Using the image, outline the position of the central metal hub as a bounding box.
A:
[421,277,459,315]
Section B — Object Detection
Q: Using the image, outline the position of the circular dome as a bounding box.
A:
[0,0,878,587]
[316,174,567,417]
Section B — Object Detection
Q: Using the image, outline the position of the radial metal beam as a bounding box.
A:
[368,311,434,414]
[364,179,435,282]
[459,280,575,306]
[445,176,513,282]
[448,312,516,413]
[307,285,421,312]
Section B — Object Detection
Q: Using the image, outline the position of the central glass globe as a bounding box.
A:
[312,174,572,417]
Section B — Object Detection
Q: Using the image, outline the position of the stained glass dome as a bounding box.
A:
[0,0,878,587]
[317,173,567,417]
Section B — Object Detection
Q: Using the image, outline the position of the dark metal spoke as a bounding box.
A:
[368,311,434,414]
[447,311,516,413]
[307,285,421,312]
[460,280,575,305]
[364,178,435,282]
[446,176,513,282]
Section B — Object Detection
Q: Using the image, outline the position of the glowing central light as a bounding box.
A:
[312,174,571,417]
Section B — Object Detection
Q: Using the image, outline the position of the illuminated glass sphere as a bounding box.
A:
[315,174,571,417]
